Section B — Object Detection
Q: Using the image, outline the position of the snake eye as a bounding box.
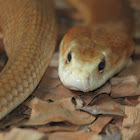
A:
[66,52,72,64]
[98,59,106,73]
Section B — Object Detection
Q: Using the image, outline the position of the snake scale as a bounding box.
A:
[0,0,134,120]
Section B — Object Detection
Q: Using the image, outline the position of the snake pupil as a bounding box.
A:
[98,60,105,73]
[66,52,72,64]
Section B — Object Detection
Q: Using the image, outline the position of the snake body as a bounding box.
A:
[0,0,134,120]
[0,0,57,119]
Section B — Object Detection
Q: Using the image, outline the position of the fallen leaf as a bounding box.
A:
[121,96,140,106]
[94,83,111,95]
[129,124,140,140]
[49,52,59,67]
[89,132,121,140]
[0,127,46,140]
[76,94,125,116]
[110,75,140,98]
[48,130,95,140]
[73,96,84,107]
[78,83,111,106]
[0,105,28,129]
[37,125,79,133]
[123,105,140,127]
[33,85,81,101]
[45,67,59,79]
[113,116,124,125]
[39,78,61,91]
[90,115,114,133]
[24,97,95,126]
[105,123,120,134]
[120,124,140,140]
[118,60,140,79]
[38,67,61,90]
[79,92,99,105]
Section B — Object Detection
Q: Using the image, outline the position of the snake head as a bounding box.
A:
[58,26,114,92]
[58,26,130,92]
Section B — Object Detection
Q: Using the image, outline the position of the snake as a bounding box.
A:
[0,0,134,120]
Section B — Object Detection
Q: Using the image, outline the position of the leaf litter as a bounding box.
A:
[23,97,95,126]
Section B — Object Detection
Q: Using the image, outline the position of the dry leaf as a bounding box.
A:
[123,105,140,127]
[78,83,111,106]
[37,125,79,133]
[38,67,61,90]
[24,97,95,126]
[48,130,95,140]
[71,96,85,110]
[89,132,121,140]
[0,128,46,140]
[105,123,120,134]
[79,92,99,105]
[110,75,140,98]
[76,94,124,116]
[129,124,140,140]
[33,85,81,102]
[121,96,140,106]
[0,105,28,129]
[49,52,59,67]
[113,116,124,125]
[90,115,114,133]
[118,60,140,79]
[94,83,111,95]
[45,67,59,79]
[120,124,140,140]
[38,78,61,91]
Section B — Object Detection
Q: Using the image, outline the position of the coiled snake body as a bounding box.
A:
[0,0,134,119]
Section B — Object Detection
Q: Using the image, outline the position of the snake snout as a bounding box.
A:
[63,68,93,92]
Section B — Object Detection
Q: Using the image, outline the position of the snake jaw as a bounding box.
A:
[62,74,92,92]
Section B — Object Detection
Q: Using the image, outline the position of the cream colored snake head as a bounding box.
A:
[58,25,134,92]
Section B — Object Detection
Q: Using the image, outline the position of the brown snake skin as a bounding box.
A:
[0,0,134,119]
[0,0,58,119]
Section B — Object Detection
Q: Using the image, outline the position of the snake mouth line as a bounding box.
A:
[62,70,94,92]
